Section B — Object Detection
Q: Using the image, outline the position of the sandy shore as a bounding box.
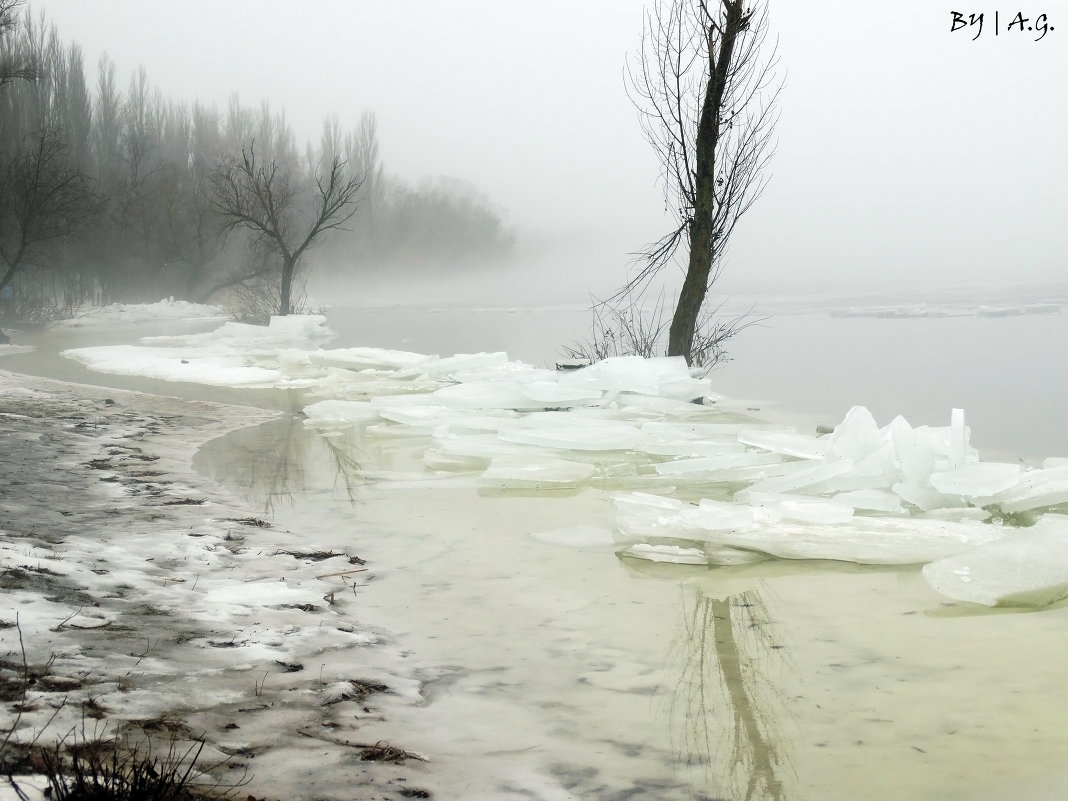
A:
[0,369,434,800]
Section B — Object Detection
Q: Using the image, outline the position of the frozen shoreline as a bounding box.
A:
[0,369,436,801]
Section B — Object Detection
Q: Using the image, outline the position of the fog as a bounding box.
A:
[30,0,1068,301]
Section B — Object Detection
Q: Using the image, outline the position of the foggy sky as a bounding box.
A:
[26,0,1068,297]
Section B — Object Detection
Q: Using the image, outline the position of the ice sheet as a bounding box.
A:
[922,516,1068,606]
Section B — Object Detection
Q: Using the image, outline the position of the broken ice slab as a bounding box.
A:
[701,515,1007,565]
[306,346,431,372]
[499,420,641,451]
[745,457,856,495]
[432,380,560,410]
[618,544,710,565]
[480,454,595,487]
[614,393,724,417]
[892,482,968,512]
[414,351,511,379]
[827,406,884,461]
[675,498,757,531]
[922,515,1068,606]
[432,433,538,460]
[612,492,693,541]
[991,463,1068,513]
[949,408,968,469]
[655,451,785,475]
[738,429,828,460]
[641,421,791,440]
[888,416,938,487]
[832,489,903,513]
[928,462,1022,498]
[734,490,854,524]
[517,381,606,406]
[813,443,900,493]
[557,355,712,399]
[631,437,750,458]
[302,399,379,427]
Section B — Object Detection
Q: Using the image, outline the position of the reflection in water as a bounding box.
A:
[200,415,365,513]
[672,586,793,801]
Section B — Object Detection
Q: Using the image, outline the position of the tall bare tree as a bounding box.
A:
[627,0,779,365]
[209,143,362,316]
[0,0,33,90]
[0,126,93,296]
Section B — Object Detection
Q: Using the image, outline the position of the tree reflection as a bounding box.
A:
[201,414,365,514]
[671,586,792,801]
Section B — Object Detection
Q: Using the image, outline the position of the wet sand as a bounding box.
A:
[0,369,435,801]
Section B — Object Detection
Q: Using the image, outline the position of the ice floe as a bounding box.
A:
[54,310,1068,607]
[922,515,1068,606]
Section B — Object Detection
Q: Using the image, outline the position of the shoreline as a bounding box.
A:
[0,369,434,801]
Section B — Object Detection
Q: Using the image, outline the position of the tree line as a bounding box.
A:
[0,1,514,322]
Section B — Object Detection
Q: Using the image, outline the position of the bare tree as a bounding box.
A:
[626,0,779,364]
[209,143,362,316]
[0,0,34,89]
[0,126,93,296]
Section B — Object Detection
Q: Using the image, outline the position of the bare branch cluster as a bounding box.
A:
[0,126,93,294]
[208,143,362,315]
[627,0,779,290]
[618,0,780,364]
[0,0,35,89]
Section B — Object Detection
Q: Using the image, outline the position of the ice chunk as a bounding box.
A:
[642,421,787,440]
[889,416,937,487]
[618,544,709,565]
[949,408,967,469]
[499,421,640,451]
[736,491,854,524]
[655,451,784,474]
[738,429,828,459]
[893,482,967,512]
[303,399,378,427]
[631,438,750,458]
[827,406,883,461]
[745,457,856,495]
[928,462,1022,498]
[416,351,511,378]
[307,346,431,372]
[612,492,693,541]
[675,498,756,531]
[832,489,902,513]
[922,516,1068,606]
[701,515,1006,565]
[64,345,287,386]
[558,355,711,399]
[481,455,595,487]
[432,380,554,410]
[992,464,1068,512]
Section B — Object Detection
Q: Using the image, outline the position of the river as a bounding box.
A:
[3,294,1068,800]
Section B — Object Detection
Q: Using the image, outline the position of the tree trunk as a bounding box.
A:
[279,256,295,316]
[667,0,746,365]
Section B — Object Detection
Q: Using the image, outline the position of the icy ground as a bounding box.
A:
[57,311,1068,609]
[0,370,437,801]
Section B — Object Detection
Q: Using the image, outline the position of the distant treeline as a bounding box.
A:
[0,4,514,318]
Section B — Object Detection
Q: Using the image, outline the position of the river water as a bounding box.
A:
[4,295,1068,800]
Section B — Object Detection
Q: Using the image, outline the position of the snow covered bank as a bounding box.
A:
[0,371,435,800]
[50,298,230,327]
